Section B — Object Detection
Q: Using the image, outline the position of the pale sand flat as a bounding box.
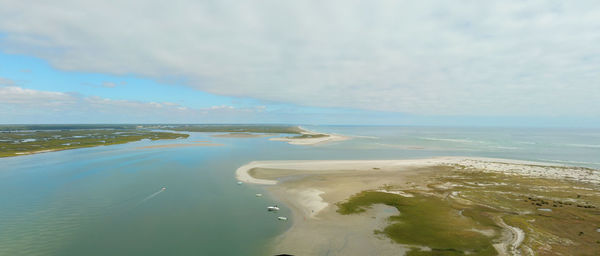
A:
[269,127,350,145]
[236,157,599,255]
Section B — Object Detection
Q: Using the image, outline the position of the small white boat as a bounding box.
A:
[161,187,166,191]
[267,205,280,211]
[237,181,243,185]
[255,193,263,197]
[277,217,288,221]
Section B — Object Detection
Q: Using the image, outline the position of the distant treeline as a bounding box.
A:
[0,124,139,131]
[163,124,303,134]
[0,124,303,133]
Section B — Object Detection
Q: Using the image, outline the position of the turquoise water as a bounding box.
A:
[1,127,599,255]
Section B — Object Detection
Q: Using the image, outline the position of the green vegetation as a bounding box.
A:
[0,124,309,157]
[435,168,600,255]
[337,191,499,255]
[165,124,303,134]
[0,124,308,157]
[337,166,600,255]
[0,129,188,157]
[0,124,140,131]
[285,133,328,139]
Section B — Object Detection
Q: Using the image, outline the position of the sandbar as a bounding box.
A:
[269,127,349,145]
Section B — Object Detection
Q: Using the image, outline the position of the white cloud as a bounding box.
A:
[0,77,15,86]
[101,82,117,88]
[0,86,262,123]
[0,1,599,116]
[0,86,76,106]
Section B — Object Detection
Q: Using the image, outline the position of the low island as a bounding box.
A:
[0,124,346,158]
[0,125,189,157]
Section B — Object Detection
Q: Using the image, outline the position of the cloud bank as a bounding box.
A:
[0,86,265,123]
[0,1,599,116]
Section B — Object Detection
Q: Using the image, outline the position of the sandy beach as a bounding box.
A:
[236,157,600,255]
[269,127,349,145]
[237,157,600,186]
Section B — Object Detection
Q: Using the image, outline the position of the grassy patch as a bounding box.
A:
[167,124,303,134]
[0,129,188,157]
[434,169,600,255]
[285,133,328,139]
[337,191,499,255]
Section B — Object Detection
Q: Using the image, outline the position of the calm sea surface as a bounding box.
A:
[1,127,599,255]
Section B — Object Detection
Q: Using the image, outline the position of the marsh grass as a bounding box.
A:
[285,133,328,139]
[436,169,600,255]
[0,130,188,157]
[336,166,600,255]
[168,124,303,134]
[337,191,499,255]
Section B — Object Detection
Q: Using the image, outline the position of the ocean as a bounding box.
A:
[0,126,598,255]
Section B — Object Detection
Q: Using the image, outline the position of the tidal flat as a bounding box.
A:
[240,158,600,255]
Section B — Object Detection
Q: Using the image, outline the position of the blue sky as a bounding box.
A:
[0,52,247,108]
[0,1,599,126]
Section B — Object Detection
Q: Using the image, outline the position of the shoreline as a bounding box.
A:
[237,156,600,187]
[269,127,350,145]
[236,157,600,255]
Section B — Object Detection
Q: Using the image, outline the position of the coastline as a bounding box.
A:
[269,127,349,145]
[237,157,600,186]
[236,157,600,255]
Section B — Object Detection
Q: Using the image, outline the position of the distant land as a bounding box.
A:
[0,124,337,157]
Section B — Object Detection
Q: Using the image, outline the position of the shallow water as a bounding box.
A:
[0,127,598,255]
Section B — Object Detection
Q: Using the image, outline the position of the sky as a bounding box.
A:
[0,0,599,126]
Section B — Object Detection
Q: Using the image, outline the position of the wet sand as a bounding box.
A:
[236,157,600,255]
[242,161,439,255]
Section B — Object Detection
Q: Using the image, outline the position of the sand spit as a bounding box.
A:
[269,134,348,145]
[269,127,349,145]
[236,159,440,185]
[236,157,599,255]
[237,157,600,185]
[136,143,223,149]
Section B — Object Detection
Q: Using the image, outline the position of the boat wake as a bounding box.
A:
[139,187,166,204]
